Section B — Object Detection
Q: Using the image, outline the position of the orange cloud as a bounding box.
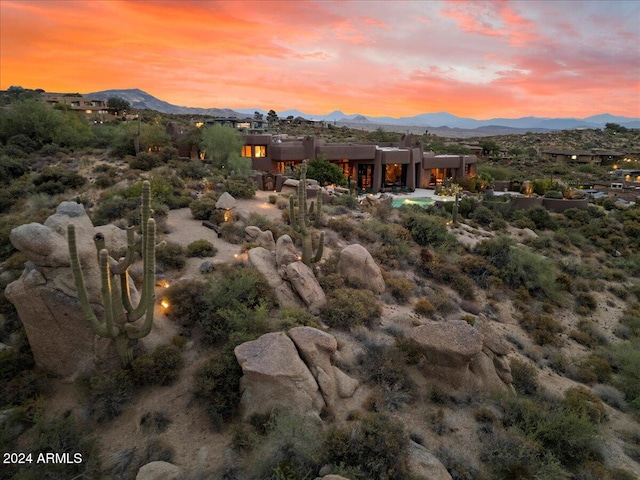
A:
[1,0,638,118]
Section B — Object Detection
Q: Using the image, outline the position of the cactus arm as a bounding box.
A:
[289,195,297,230]
[68,223,119,338]
[120,272,134,313]
[127,217,156,321]
[113,226,136,275]
[315,192,323,227]
[312,232,324,264]
[99,249,120,337]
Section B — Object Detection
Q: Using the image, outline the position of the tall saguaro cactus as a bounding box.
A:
[67,180,158,365]
[289,160,323,266]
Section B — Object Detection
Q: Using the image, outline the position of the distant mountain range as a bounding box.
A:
[89,89,640,131]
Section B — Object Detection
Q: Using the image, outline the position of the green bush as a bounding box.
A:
[131,344,183,386]
[87,368,135,422]
[129,152,164,171]
[470,205,496,226]
[324,413,409,480]
[223,177,256,198]
[544,190,563,199]
[7,417,101,479]
[574,354,612,385]
[519,312,564,347]
[187,239,217,258]
[321,288,381,329]
[156,241,186,270]
[510,358,539,396]
[199,264,273,344]
[177,160,208,179]
[189,196,219,221]
[193,350,243,428]
[163,279,210,326]
[403,212,456,248]
[382,273,415,304]
[562,386,607,424]
[604,339,640,410]
[32,167,86,195]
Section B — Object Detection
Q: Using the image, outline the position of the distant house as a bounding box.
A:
[541,148,599,164]
[41,92,112,117]
[242,134,478,192]
[201,116,265,131]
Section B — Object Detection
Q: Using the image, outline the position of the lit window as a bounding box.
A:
[254,146,266,157]
[571,155,577,160]
[242,146,252,157]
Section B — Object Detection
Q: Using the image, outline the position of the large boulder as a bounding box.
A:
[285,262,326,314]
[410,319,512,391]
[234,332,325,419]
[5,202,114,376]
[136,461,183,480]
[215,191,236,210]
[338,244,385,294]
[406,441,452,480]
[289,327,358,406]
[248,247,304,309]
[275,234,299,269]
[244,226,276,251]
[410,320,483,388]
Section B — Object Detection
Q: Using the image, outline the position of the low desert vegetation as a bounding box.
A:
[1,96,639,478]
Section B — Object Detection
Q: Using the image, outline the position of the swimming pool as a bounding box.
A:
[391,197,436,208]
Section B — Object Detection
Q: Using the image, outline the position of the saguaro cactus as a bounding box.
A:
[289,160,323,266]
[67,180,158,365]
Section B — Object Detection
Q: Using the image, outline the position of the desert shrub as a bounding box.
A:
[421,259,476,300]
[575,292,598,315]
[480,428,567,480]
[32,167,86,195]
[570,319,605,348]
[187,239,217,258]
[139,411,171,435]
[574,354,612,385]
[403,212,456,248]
[327,217,356,240]
[7,416,101,480]
[278,307,319,329]
[0,341,47,409]
[156,241,186,270]
[131,344,183,386]
[129,152,164,171]
[510,358,539,396]
[382,273,415,304]
[177,160,208,179]
[199,264,273,344]
[526,206,557,230]
[87,368,135,422]
[414,298,436,317]
[519,312,564,347]
[332,193,358,209]
[162,279,210,326]
[469,205,495,226]
[592,384,628,411]
[324,412,409,480]
[544,190,563,199]
[501,395,602,467]
[223,177,256,198]
[244,411,325,479]
[0,155,29,184]
[603,339,640,410]
[193,350,243,428]
[321,288,381,329]
[218,220,245,244]
[189,196,218,220]
[562,386,607,424]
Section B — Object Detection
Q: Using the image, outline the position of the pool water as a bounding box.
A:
[391,197,436,208]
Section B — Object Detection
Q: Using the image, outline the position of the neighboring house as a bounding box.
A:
[541,148,599,164]
[202,116,265,131]
[242,134,478,192]
[41,93,112,117]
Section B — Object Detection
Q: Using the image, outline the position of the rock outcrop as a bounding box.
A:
[410,319,512,391]
[285,262,326,314]
[275,234,299,269]
[338,244,385,294]
[234,332,325,419]
[289,327,358,406]
[136,461,183,480]
[244,226,276,251]
[406,441,453,480]
[234,328,358,418]
[248,247,304,309]
[215,191,237,210]
[5,202,114,376]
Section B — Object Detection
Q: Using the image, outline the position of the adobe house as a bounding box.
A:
[242,134,477,192]
[41,93,112,117]
[541,148,599,164]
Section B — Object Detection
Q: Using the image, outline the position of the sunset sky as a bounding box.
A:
[1,0,639,119]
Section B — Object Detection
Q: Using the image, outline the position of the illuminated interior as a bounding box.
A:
[242,145,252,157]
